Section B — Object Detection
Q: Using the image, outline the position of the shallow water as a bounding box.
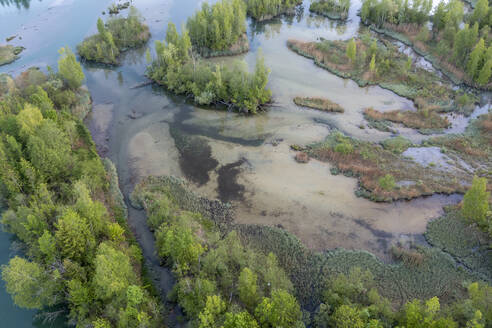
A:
[0,0,490,325]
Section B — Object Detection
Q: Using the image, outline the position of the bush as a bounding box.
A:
[378,174,395,191]
[334,141,354,154]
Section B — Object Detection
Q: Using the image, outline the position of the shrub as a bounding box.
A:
[378,174,395,191]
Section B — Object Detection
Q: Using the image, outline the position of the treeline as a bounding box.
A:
[186,0,248,56]
[432,0,492,86]
[245,0,302,21]
[132,177,305,328]
[0,49,161,327]
[360,0,433,27]
[78,7,150,65]
[147,22,271,113]
[360,0,492,87]
[309,0,351,21]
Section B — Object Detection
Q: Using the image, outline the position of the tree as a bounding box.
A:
[198,295,226,328]
[461,176,490,226]
[1,256,61,309]
[156,222,205,275]
[369,54,376,72]
[467,39,485,79]
[93,242,136,300]
[38,230,56,263]
[346,38,356,63]
[255,289,302,328]
[238,267,259,309]
[55,209,96,263]
[58,47,85,90]
[470,0,489,27]
[223,311,259,328]
[332,304,365,328]
[17,104,43,139]
[477,59,492,86]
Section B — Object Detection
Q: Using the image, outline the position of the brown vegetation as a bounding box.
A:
[305,132,469,201]
[293,96,344,113]
[364,107,451,130]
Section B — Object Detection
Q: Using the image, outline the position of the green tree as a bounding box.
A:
[223,311,259,328]
[477,59,492,86]
[369,54,376,72]
[38,230,56,263]
[467,39,485,79]
[470,0,489,27]
[332,304,365,328]
[55,209,96,263]
[461,176,490,226]
[156,222,205,275]
[198,295,226,328]
[58,47,85,90]
[255,289,302,328]
[1,256,61,309]
[346,38,356,63]
[93,242,136,300]
[238,267,259,309]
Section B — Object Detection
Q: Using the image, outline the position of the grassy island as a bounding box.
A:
[309,0,350,21]
[0,45,24,66]
[77,7,150,65]
[293,96,344,113]
[360,0,492,90]
[0,48,161,327]
[295,131,470,201]
[245,0,302,21]
[147,21,271,113]
[186,0,250,57]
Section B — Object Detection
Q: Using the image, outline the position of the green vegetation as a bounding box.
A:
[77,7,150,65]
[380,135,413,154]
[462,176,490,231]
[0,51,160,327]
[287,35,475,122]
[309,0,350,21]
[426,209,492,281]
[245,0,302,21]
[293,96,344,113]
[131,176,304,327]
[360,0,492,89]
[296,130,472,201]
[0,45,24,66]
[186,0,249,57]
[147,22,271,113]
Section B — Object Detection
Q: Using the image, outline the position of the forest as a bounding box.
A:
[245,0,302,21]
[0,49,161,327]
[186,0,249,57]
[360,0,492,87]
[147,22,271,113]
[309,0,351,21]
[77,7,150,65]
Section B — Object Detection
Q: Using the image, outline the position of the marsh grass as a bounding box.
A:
[364,107,450,131]
[293,96,344,113]
[425,209,492,282]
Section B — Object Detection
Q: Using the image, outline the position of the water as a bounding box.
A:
[0,0,489,325]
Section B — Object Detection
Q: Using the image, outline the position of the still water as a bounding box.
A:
[0,0,489,326]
